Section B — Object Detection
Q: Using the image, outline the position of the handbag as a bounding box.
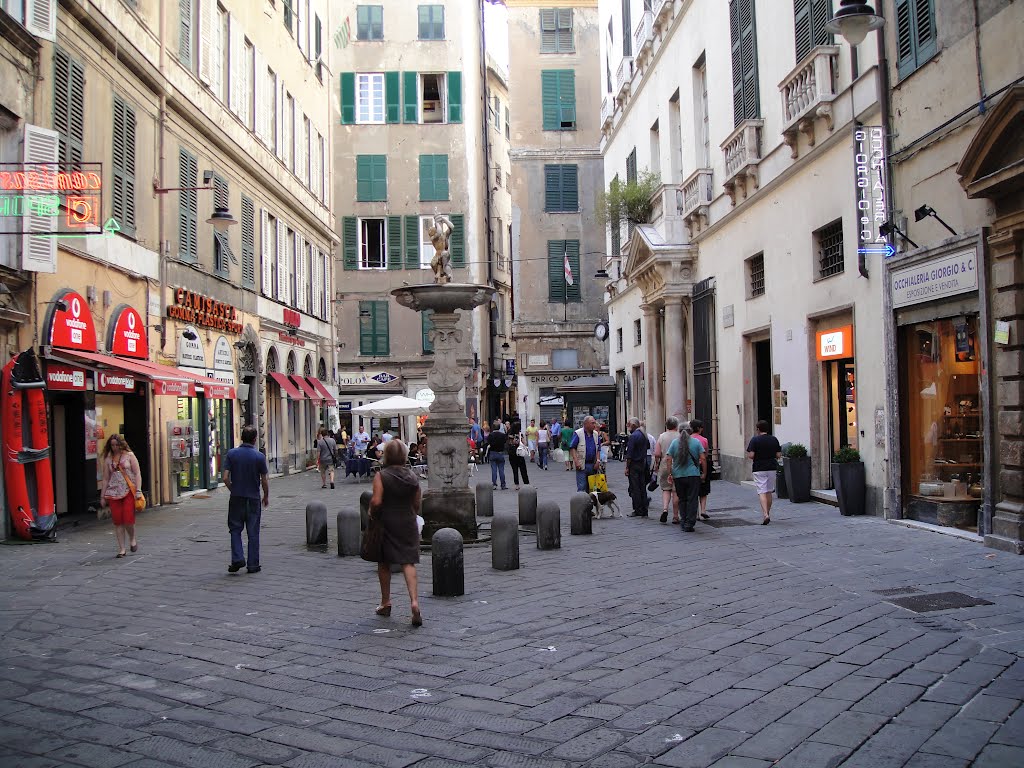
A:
[360,517,384,562]
[647,475,660,492]
[516,440,529,458]
[588,473,609,493]
[116,462,146,511]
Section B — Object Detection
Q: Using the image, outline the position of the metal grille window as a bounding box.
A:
[539,8,573,53]
[357,5,383,40]
[111,96,136,236]
[418,5,444,40]
[241,196,255,288]
[634,319,642,346]
[815,219,845,279]
[747,253,765,297]
[53,47,85,168]
[616,328,623,353]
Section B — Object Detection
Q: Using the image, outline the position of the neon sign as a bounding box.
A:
[853,128,889,256]
[0,163,104,236]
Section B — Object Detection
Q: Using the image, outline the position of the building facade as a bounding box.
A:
[508,0,610,431]
[331,0,489,439]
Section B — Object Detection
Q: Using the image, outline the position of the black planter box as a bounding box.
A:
[784,456,812,503]
[832,461,866,516]
[777,467,789,499]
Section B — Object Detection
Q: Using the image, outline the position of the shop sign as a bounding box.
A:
[414,388,435,403]
[816,325,854,361]
[529,374,585,383]
[891,248,978,309]
[96,370,137,393]
[278,331,306,346]
[282,308,301,328]
[46,364,87,391]
[213,336,233,371]
[853,126,891,257]
[339,401,352,412]
[107,305,148,359]
[155,379,196,397]
[0,162,104,236]
[177,326,207,369]
[46,289,98,351]
[167,288,243,334]
[202,382,234,399]
[338,370,398,386]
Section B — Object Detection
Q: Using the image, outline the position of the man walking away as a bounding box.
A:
[653,417,681,524]
[316,428,338,489]
[624,418,650,517]
[691,419,712,520]
[569,416,601,492]
[746,420,782,525]
[487,420,509,490]
[667,426,706,532]
[223,425,270,573]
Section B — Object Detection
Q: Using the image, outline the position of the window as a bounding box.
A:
[241,196,255,288]
[283,92,294,170]
[729,0,760,125]
[359,300,389,355]
[626,149,637,184]
[541,69,576,131]
[649,119,661,176]
[53,48,85,168]
[419,73,447,124]
[243,38,254,129]
[552,349,578,369]
[111,96,136,237]
[694,60,711,168]
[267,67,278,151]
[212,174,234,275]
[746,252,765,298]
[616,328,623,353]
[265,212,278,297]
[356,5,383,40]
[356,155,387,201]
[544,164,578,212]
[177,148,198,261]
[496,217,504,262]
[421,310,434,353]
[495,167,502,189]
[314,14,323,59]
[217,5,229,103]
[896,0,937,79]
[359,218,386,269]
[418,5,444,40]
[287,227,297,306]
[178,0,197,72]
[356,73,385,124]
[540,9,573,53]
[634,319,642,346]
[547,239,581,303]
[419,154,449,201]
[493,95,501,126]
[815,218,845,279]
[505,106,510,139]
[793,0,832,62]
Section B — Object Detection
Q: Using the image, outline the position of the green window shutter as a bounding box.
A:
[556,9,574,52]
[793,0,811,61]
[565,239,581,302]
[356,155,372,201]
[541,70,574,130]
[385,71,401,123]
[541,70,558,130]
[447,71,462,123]
[179,0,192,69]
[544,164,561,212]
[341,72,356,124]
[343,216,358,270]
[547,239,564,303]
[403,71,418,122]
[375,300,390,355]
[419,155,449,201]
[112,96,136,236]
[387,215,403,269]
[241,196,256,288]
[436,155,449,200]
[564,165,578,211]
[372,155,387,200]
[405,215,421,268]
[422,310,434,353]
[450,213,465,267]
[418,155,433,201]
[359,300,374,354]
[559,70,576,129]
[540,9,557,53]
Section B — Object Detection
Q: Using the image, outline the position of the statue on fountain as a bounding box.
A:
[428,214,454,285]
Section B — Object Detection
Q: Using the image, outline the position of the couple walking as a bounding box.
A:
[626,417,710,531]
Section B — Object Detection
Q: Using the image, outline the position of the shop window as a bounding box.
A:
[746,252,765,298]
[359,218,386,269]
[814,218,844,279]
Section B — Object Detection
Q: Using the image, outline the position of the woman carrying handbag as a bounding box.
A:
[98,434,144,558]
[507,429,531,490]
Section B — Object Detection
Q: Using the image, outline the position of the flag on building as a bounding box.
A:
[564,247,574,286]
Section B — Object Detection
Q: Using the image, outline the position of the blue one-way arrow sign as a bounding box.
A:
[857,244,897,258]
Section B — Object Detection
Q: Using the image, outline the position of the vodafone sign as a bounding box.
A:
[46,364,87,391]
[108,305,149,359]
[96,370,137,393]
[47,290,98,351]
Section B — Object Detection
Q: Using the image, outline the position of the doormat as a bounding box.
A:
[701,517,758,528]
[872,587,922,597]
[192,494,211,499]
[886,591,993,613]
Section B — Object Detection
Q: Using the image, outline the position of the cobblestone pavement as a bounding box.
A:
[2,459,1023,768]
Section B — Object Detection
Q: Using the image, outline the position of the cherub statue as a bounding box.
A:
[428,214,454,285]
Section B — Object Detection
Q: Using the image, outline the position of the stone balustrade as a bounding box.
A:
[615,56,634,101]
[780,45,840,158]
[633,10,654,63]
[720,119,764,205]
[601,96,613,131]
[681,168,713,235]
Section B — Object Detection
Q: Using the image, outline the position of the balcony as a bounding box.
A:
[680,168,713,236]
[615,56,634,102]
[653,0,674,27]
[779,45,840,158]
[649,183,687,244]
[601,96,613,132]
[720,119,764,205]
[633,11,654,66]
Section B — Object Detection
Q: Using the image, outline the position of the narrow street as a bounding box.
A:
[1,465,1022,767]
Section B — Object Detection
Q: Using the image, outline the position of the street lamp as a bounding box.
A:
[825,0,884,47]
[153,170,237,230]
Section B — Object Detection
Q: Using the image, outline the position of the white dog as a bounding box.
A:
[589,491,623,519]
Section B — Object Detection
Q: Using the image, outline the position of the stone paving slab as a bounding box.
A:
[1,464,1023,767]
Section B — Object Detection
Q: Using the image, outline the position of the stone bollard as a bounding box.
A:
[476,482,494,518]
[337,508,361,557]
[305,501,327,550]
[359,490,372,531]
[432,528,465,597]
[518,486,538,525]
[491,511,519,571]
[536,502,561,550]
[570,493,593,535]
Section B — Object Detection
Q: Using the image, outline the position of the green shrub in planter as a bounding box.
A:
[783,443,811,502]
[832,447,861,463]
[785,443,808,458]
[831,447,865,516]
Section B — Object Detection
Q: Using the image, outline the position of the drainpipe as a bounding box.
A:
[156,0,168,506]
[479,0,496,420]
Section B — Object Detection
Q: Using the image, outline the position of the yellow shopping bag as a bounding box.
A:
[587,473,609,493]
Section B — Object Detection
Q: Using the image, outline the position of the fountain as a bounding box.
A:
[391,215,492,541]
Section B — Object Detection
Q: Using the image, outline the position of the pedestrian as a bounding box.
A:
[599,422,611,464]
[222,425,269,573]
[667,426,706,532]
[507,428,530,490]
[691,419,712,520]
[746,420,782,525]
[646,426,656,477]
[353,424,370,454]
[624,418,650,517]
[570,415,602,493]
[536,421,550,470]
[367,440,423,626]
[316,428,338,489]
[380,427,393,443]
[469,417,483,446]
[487,419,509,490]
[98,434,143,558]
[560,419,575,470]
[550,417,562,447]
[653,417,682,524]
[526,419,539,462]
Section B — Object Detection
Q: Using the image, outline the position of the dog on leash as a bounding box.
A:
[589,490,622,519]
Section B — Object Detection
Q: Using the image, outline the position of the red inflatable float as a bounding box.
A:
[2,349,56,540]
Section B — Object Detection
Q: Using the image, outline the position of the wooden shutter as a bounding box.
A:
[111,97,137,236]
[559,70,575,128]
[544,165,561,212]
[374,301,389,355]
[557,9,573,51]
[53,48,85,167]
[296,0,305,57]
[254,50,267,141]
[342,216,358,270]
[229,18,242,115]
[547,240,564,303]
[340,72,355,124]
[21,124,58,273]
[541,70,558,130]
[405,215,421,269]
[261,209,272,295]
[739,0,759,122]
[563,165,578,211]
[322,249,331,319]
[540,9,557,52]
[293,234,303,309]
[419,155,432,200]
[200,0,217,85]
[811,0,832,48]
[25,0,56,41]
[356,156,370,201]
[372,155,387,200]
[277,219,288,302]
[387,216,403,270]
[178,148,198,261]
[179,0,193,68]
[447,71,462,123]
[435,155,449,200]
[357,155,386,201]
[276,79,286,160]
[449,213,465,267]
[793,0,811,61]
[565,239,581,302]
[359,301,373,354]
[385,71,401,123]
[403,71,418,122]
[241,196,255,287]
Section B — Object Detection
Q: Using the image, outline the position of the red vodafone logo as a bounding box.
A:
[108,305,148,359]
[48,290,98,352]
[97,371,136,392]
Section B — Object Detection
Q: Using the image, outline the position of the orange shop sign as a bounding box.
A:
[816,325,854,361]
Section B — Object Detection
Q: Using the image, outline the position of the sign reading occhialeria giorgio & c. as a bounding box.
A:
[890,248,978,309]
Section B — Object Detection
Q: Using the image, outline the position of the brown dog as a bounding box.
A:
[589,491,622,519]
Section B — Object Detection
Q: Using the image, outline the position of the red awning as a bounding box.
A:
[306,377,337,406]
[47,350,236,399]
[291,375,323,404]
[268,371,305,400]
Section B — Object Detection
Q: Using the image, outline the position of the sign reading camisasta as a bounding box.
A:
[891,248,978,309]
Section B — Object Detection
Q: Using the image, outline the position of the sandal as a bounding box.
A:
[700,513,711,521]
[116,552,126,558]
[411,608,423,627]
[130,544,138,553]
[375,604,392,616]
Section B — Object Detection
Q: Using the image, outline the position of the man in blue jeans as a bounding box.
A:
[223,425,270,573]
[569,415,601,492]
[624,418,651,517]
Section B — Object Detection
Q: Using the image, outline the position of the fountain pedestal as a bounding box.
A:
[392,283,493,542]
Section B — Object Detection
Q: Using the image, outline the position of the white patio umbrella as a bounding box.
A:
[351,395,431,417]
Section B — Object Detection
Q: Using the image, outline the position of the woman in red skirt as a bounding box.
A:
[99,434,144,558]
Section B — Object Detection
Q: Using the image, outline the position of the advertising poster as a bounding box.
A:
[84,408,98,460]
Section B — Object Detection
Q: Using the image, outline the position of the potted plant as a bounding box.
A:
[831,447,866,516]
[783,443,812,503]
[597,171,661,234]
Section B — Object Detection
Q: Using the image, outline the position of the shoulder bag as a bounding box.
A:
[117,461,146,511]
[360,515,384,562]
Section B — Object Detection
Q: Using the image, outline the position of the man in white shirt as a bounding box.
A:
[381,430,393,443]
[353,426,370,453]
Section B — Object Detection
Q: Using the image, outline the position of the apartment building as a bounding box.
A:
[0,0,335,523]
[331,0,489,438]
[508,0,610,430]
[601,0,886,508]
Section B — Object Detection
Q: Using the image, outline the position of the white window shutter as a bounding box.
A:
[199,0,216,85]
[290,97,297,171]
[254,50,266,142]
[323,249,331,320]
[311,245,320,318]
[306,0,313,58]
[26,0,56,41]
[261,209,272,296]
[304,118,312,188]
[321,135,328,205]
[276,80,285,160]
[297,2,305,60]
[22,124,59,273]
[229,18,243,115]
[276,220,286,302]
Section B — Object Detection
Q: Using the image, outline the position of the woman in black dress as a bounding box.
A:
[368,440,423,626]
[507,428,530,490]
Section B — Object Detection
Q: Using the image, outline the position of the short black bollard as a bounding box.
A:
[518,485,538,525]
[570,493,593,535]
[432,527,465,597]
[536,501,561,550]
[305,501,327,550]
[476,482,494,518]
[491,511,519,571]
[337,508,360,557]
[359,490,372,531]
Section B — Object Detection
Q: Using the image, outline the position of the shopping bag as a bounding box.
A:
[551,448,565,463]
[588,473,609,493]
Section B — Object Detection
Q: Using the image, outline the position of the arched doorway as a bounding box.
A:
[265,347,282,472]
[286,351,299,471]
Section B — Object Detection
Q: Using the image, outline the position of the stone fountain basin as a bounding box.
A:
[391,283,494,312]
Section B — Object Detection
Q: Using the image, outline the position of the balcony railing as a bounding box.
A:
[633,11,654,61]
[779,45,840,158]
[653,0,673,26]
[720,119,763,205]
[601,96,613,130]
[615,56,634,100]
[648,183,688,244]
[680,168,713,235]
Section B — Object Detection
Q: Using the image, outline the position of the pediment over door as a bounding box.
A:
[623,225,698,305]
[957,86,1024,203]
